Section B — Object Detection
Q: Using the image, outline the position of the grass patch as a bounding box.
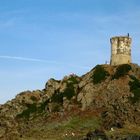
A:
[106,123,140,138]
[63,116,100,131]
[42,115,101,133]
[29,116,100,140]
[18,110,102,140]
[112,64,131,79]
[92,65,109,84]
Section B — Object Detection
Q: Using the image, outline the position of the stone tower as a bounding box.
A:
[110,35,132,65]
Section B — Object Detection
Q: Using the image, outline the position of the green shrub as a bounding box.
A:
[37,100,49,113]
[68,76,79,84]
[51,103,62,112]
[30,96,37,101]
[129,76,140,91]
[129,75,140,103]
[51,92,64,103]
[63,83,75,100]
[129,88,140,103]
[17,100,49,119]
[17,103,37,119]
[92,65,109,84]
[112,64,131,79]
[51,83,75,103]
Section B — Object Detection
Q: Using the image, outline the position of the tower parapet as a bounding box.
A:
[110,35,132,66]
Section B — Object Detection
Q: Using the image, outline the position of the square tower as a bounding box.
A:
[110,35,132,66]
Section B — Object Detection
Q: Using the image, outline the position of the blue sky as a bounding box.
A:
[0,0,140,103]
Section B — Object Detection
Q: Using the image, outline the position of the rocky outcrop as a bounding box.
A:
[82,129,108,140]
[0,64,140,139]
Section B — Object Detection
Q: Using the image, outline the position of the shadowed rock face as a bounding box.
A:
[82,129,109,140]
[0,64,140,139]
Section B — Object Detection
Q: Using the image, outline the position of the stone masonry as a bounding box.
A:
[110,35,132,65]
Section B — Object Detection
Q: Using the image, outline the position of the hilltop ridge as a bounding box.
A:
[0,63,140,140]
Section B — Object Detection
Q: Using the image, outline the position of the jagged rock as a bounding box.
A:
[0,64,140,139]
[45,78,60,97]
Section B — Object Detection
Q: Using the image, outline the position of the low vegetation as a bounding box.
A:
[37,100,49,113]
[17,103,37,119]
[30,96,38,101]
[68,76,79,84]
[19,111,101,140]
[92,65,109,84]
[16,101,48,119]
[129,75,140,103]
[51,77,78,103]
[112,64,131,79]
[51,86,75,103]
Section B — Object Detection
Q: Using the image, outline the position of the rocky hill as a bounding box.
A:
[0,63,140,140]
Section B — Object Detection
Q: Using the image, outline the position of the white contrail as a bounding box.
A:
[0,55,56,63]
[0,55,89,70]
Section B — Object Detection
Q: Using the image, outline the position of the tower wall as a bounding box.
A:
[110,36,132,66]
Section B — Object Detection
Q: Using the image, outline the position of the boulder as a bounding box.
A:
[82,129,108,140]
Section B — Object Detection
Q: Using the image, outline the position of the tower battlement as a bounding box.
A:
[110,35,132,65]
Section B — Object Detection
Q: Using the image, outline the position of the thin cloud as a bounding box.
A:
[0,55,56,63]
[0,55,89,70]
[0,18,17,28]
